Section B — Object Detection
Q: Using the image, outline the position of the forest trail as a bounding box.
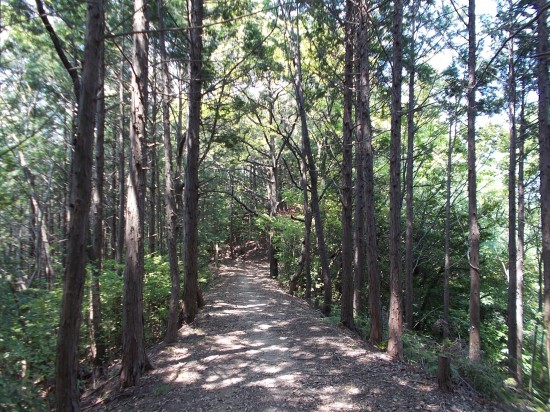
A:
[84,258,502,412]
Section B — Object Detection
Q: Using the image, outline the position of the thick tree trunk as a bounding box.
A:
[158,0,182,344]
[120,0,152,388]
[183,0,204,324]
[506,36,518,381]
[290,11,332,316]
[467,0,481,363]
[340,0,354,329]
[357,0,382,344]
[535,0,550,386]
[54,0,103,409]
[388,0,404,360]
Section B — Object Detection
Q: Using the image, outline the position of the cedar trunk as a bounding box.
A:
[388,0,404,360]
[467,0,481,363]
[120,0,152,387]
[357,0,382,344]
[183,0,204,323]
[54,0,103,409]
[291,11,332,315]
[536,0,550,382]
[340,0,354,329]
[158,0,181,344]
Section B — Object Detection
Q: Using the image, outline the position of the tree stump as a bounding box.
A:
[437,355,452,392]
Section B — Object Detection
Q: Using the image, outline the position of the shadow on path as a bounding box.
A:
[86,259,502,412]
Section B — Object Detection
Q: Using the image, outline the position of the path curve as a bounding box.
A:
[86,259,502,411]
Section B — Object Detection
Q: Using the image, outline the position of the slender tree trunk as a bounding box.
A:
[388,0,404,360]
[404,0,419,331]
[158,0,181,344]
[117,54,126,276]
[517,86,526,386]
[54,0,103,408]
[148,65,158,256]
[268,135,279,278]
[443,110,456,339]
[340,0,354,329]
[290,9,332,316]
[467,0,481,363]
[89,35,106,372]
[120,0,152,388]
[183,0,204,323]
[506,34,518,381]
[357,0,382,344]
[535,0,550,388]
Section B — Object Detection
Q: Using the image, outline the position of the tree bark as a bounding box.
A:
[404,0,419,331]
[535,0,550,385]
[290,8,332,316]
[54,0,103,408]
[437,355,452,392]
[357,0,382,344]
[506,31,518,381]
[158,0,182,344]
[89,32,106,372]
[183,0,204,324]
[340,0,354,329]
[120,0,152,388]
[467,0,481,363]
[517,85,526,386]
[388,0,404,360]
[117,53,126,276]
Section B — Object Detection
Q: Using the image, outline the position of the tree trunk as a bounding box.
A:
[120,0,152,388]
[517,85,526,386]
[117,53,126,276]
[535,0,550,387]
[54,0,103,408]
[443,109,457,339]
[268,134,279,278]
[158,0,181,344]
[404,0,419,331]
[183,0,204,324]
[388,0,404,360]
[340,0,354,329]
[357,0,382,345]
[506,32,518,381]
[290,8,332,316]
[89,36,106,372]
[467,0,481,363]
[437,355,452,392]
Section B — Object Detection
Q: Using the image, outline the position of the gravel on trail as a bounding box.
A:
[82,258,504,412]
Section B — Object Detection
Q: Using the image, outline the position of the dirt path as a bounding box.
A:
[84,259,502,411]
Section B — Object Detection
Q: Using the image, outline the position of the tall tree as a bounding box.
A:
[357,0,382,344]
[404,0,419,331]
[289,5,332,316]
[54,0,103,408]
[182,0,204,323]
[120,0,152,387]
[535,0,550,382]
[388,0,404,360]
[158,0,182,344]
[467,0,481,362]
[340,0,354,329]
[506,17,518,380]
[89,27,106,371]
